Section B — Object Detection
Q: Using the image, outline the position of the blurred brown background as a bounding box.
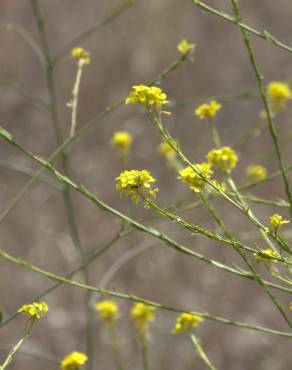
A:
[1,1,292,369]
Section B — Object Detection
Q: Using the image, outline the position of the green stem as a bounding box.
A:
[0,320,34,370]
[109,324,124,370]
[229,0,292,218]
[191,334,217,370]
[0,247,292,338]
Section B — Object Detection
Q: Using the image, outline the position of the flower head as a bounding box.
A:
[125,85,168,111]
[269,213,290,232]
[245,165,267,181]
[95,300,119,324]
[111,131,133,156]
[253,248,278,265]
[17,302,48,320]
[267,81,292,112]
[207,146,238,173]
[178,163,212,193]
[172,313,203,334]
[195,101,221,119]
[116,170,158,203]
[71,47,91,65]
[177,38,195,54]
[131,303,156,335]
[61,352,88,370]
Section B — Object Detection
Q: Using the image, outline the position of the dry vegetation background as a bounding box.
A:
[1,1,292,369]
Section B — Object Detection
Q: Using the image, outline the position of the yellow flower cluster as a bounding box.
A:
[253,248,278,265]
[245,164,267,181]
[71,47,91,65]
[269,213,290,231]
[125,85,168,110]
[172,313,203,334]
[178,163,212,193]
[267,81,292,112]
[177,38,195,54]
[131,303,156,335]
[17,302,48,320]
[61,352,88,370]
[195,101,221,119]
[158,141,176,160]
[207,146,238,173]
[95,300,119,324]
[116,170,158,203]
[111,131,132,156]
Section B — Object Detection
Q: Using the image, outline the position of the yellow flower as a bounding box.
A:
[267,81,292,112]
[245,165,267,181]
[116,170,158,203]
[178,163,212,193]
[195,101,221,119]
[61,352,88,370]
[269,213,290,231]
[71,47,91,65]
[158,141,176,160]
[207,146,238,173]
[253,248,278,265]
[125,85,168,110]
[17,302,48,320]
[111,131,133,156]
[172,313,203,334]
[177,38,195,54]
[131,303,156,335]
[95,300,119,324]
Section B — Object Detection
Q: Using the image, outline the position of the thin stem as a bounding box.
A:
[190,0,292,55]
[0,320,34,370]
[109,324,124,370]
[229,0,292,217]
[0,246,291,338]
[70,62,84,138]
[191,334,217,370]
[140,334,149,370]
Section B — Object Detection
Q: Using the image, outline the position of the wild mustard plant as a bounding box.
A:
[111,131,133,157]
[177,38,196,54]
[172,313,203,334]
[178,163,213,193]
[2,2,292,369]
[115,169,158,204]
[61,352,88,370]
[17,302,49,320]
[195,101,221,119]
[207,146,238,173]
[267,81,292,112]
[269,213,290,232]
[245,164,267,181]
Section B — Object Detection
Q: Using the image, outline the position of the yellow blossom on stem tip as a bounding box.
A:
[95,300,119,324]
[178,163,212,193]
[131,303,156,335]
[267,81,292,112]
[177,38,195,54]
[207,146,238,173]
[111,131,132,155]
[71,47,91,65]
[245,165,267,181]
[253,248,278,265]
[172,313,203,334]
[125,85,168,111]
[115,170,158,204]
[17,302,48,320]
[61,352,88,370]
[269,213,290,231]
[195,101,221,119]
